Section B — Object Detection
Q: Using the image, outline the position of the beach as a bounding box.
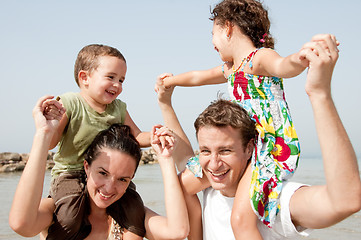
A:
[1,158,360,240]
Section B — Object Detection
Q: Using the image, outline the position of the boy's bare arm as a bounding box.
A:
[124,110,151,148]
[48,113,68,149]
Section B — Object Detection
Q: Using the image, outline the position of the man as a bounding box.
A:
[155,34,361,239]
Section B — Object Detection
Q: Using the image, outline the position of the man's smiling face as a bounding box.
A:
[198,125,252,197]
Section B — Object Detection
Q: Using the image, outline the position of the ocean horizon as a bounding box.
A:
[1,157,360,240]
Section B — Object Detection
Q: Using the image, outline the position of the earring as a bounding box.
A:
[227,35,231,40]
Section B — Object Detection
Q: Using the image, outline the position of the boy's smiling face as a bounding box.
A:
[80,55,127,112]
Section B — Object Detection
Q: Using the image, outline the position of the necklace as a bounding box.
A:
[232,50,256,73]
[110,219,123,240]
[232,57,247,73]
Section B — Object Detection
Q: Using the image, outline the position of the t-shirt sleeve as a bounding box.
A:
[274,181,313,238]
[58,92,78,120]
[114,99,127,124]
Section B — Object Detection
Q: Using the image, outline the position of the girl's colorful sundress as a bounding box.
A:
[227,49,300,227]
[186,48,300,227]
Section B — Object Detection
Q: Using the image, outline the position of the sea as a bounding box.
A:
[1,158,360,240]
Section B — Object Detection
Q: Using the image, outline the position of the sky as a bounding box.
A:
[0,0,360,158]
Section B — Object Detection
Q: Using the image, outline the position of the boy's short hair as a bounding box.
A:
[194,99,257,148]
[74,44,126,86]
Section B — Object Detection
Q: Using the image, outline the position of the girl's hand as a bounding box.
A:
[151,125,176,158]
[33,95,65,133]
[155,73,173,91]
[296,50,310,69]
[155,73,175,105]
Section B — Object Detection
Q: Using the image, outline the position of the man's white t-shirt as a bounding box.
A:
[202,182,312,240]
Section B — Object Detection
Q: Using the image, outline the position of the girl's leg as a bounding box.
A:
[231,164,263,240]
[179,168,210,239]
[184,193,203,240]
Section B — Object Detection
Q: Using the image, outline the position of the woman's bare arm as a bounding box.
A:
[9,96,64,236]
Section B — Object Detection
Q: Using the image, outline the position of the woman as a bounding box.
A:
[9,95,189,240]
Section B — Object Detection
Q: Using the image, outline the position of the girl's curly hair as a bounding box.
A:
[210,0,274,49]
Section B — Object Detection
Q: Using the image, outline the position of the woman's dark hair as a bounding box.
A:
[210,0,274,49]
[84,124,141,172]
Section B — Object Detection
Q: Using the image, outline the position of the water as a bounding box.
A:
[1,159,361,239]
[0,164,166,240]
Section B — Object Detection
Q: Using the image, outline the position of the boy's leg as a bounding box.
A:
[47,171,90,240]
[231,164,263,240]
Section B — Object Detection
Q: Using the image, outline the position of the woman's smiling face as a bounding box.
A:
[84,147,136,210]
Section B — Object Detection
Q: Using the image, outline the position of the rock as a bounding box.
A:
[140,148,158,165]
[0,163,25,172]
[0,151,55,173]
[0,152,22,162]
[20,153,30,162]
[46,160,55,170]
[0,148,198,173]
[47,152,55,160]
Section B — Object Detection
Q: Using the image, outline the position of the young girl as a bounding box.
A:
[161,0,308,238]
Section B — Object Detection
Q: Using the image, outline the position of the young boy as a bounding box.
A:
[44,44,150,239]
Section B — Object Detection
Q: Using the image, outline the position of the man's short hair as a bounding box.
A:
[194,99,257,147]
[74,44,126,86]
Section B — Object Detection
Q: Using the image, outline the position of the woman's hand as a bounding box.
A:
[145,125,189,240]
[9,95,62,236]
[151,125,176,158]
[33,95,65,134]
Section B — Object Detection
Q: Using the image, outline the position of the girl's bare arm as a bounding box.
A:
[254,48,308,78]
[163,65,226,88]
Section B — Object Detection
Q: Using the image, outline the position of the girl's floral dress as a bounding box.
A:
[186,48,300,227]
[228,49,300,227]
